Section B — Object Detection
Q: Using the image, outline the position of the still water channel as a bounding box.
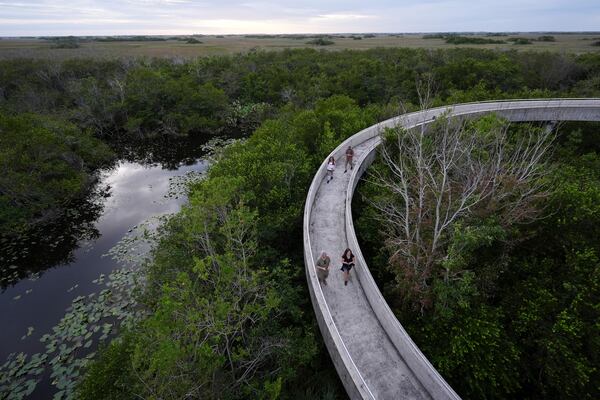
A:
[0,149,208,397]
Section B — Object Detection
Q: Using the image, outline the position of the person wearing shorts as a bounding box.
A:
[340,248,355,286]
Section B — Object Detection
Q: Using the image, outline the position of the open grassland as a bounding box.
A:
[0,33,599,60]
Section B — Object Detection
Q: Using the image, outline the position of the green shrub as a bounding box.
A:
[537,35,556,42]
[51,39,80,49]
[423,33,447,39]
[509,37,533,45]
[445,36,505,44]
[123,68,228,136]
[306,38,334,46]
[76,335,138,400]
[0,113,114,236]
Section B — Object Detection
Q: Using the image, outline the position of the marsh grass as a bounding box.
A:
[1,33,599,60]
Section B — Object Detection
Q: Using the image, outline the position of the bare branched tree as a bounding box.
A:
[370,98,555,310]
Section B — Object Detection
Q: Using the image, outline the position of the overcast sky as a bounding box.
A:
[0,0,598,36]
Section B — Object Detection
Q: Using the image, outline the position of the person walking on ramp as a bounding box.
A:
[340,248,355,286]
[316,252,330,285]
[344,145,354,173]
[326,156,335,183]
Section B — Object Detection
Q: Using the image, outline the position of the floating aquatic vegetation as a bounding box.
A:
[1,265,22,289]
[91,274,104,285]
[28,273,40,282]
[0,174,192,398]
[164,169,205,199]
[103,219,161,267]
[0,268,148,399]
[20,327,35,340]
[66,284,78,293]
[0,353,45,399]
[201,137,240,164]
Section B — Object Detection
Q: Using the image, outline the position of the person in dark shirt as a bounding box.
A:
[340,248,355,286]
[344,145,354,173]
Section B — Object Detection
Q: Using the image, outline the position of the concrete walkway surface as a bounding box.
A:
[303,99,600,400]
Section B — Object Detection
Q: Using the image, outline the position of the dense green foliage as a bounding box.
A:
[306,38,335,46]
[2,48,598,143]
[0,113,113,237]
[95,36,167,42]
[508,37,533,45]
[75,335,138,399]
[537,35,556,42]
[122,68,228,136]
[77,96,378,399]
[423,33,448,39]
[51,38,81,49]
[355,121,600,399]
[445,36,506,45]
[1,47,599,399]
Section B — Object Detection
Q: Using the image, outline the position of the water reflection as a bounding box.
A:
[0,157,207,367]
[0,134,209,289]
[114,134,209,169]
[0,191,105,290]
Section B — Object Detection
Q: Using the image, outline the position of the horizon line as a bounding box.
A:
[3,30,600,38]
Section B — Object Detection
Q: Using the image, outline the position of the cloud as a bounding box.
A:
[312,13,377,21]
[0,0,598,36]
[124,0,193,4]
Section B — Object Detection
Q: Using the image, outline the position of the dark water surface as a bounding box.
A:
[0,157,207,392]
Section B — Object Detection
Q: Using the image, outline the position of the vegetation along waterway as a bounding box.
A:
[0,153,207,398]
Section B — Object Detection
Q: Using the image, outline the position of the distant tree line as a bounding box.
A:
[423,34,557,45]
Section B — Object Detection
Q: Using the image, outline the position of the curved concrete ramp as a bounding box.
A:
[303,99,600,399]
